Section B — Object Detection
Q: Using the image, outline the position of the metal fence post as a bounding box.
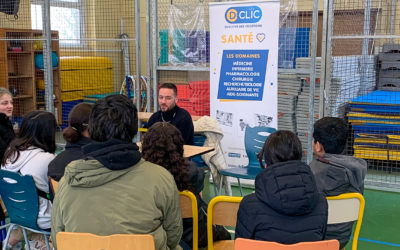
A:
[307,0,321,164]
[42,0,54,115]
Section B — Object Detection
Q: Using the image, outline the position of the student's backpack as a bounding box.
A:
[0,0,20,18]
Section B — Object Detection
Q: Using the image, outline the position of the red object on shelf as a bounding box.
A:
[11,47,23,52]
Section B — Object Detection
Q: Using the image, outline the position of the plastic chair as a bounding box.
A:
[56,232,155,250]
[0,169,51,250]
[191,134,208,168]
[49,176,59,194]
[218,125,276,195]
[234,238,340,250]
[179,190,198,250]
[326,193,365,250]
[192,134,218,196]
[207,196,243,250]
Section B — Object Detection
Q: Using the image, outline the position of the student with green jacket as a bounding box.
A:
[51,95,183,250]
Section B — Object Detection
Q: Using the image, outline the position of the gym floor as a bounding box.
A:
[202,173,400,250]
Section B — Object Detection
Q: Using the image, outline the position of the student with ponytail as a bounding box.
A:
[48,103,93,181]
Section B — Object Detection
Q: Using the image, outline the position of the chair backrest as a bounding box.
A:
[207,196,243,250]
[179,190,198,250]
[191,134,207,167]
[234,238,340,250]
[326,193,365,250]
[49,176,59,194]
[56,232,155,250]
[244,126,276,167]
[0,169,41,231]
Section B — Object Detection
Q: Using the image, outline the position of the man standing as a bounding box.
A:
[51,95,183,250]
[147,83,194,145]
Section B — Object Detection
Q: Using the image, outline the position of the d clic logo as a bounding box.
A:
[225,6,262,24]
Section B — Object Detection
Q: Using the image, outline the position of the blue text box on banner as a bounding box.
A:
[218,49,269,101]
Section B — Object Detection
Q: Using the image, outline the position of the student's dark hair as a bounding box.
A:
[258,130,302,167]
[141,122,192,191]
[88,94,138,142]
[159,82,178,97]
[3,111,56,165]
[63,103,93,143]
[313,117,347,154]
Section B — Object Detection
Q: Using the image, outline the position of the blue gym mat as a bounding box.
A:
[350,90,400,106]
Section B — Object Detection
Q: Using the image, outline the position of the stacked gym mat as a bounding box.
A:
[348,90,400,161]
[277,73,302,132]
[294,58,322,150]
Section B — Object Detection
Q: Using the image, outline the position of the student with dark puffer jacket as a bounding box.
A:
[235,130,328,244]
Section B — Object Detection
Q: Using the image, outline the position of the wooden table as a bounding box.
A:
[136,142,214,158]
[138,112,153,120]
[138,112,202,121]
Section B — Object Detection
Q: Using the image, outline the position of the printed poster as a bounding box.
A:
[209,1,279,168]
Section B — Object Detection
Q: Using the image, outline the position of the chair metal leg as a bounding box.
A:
[22,228,30,250]
[209,171,218,196]
[219,175,224,195]
[44,234,50,250]
[2,224,15,250]
[237,178,243,196]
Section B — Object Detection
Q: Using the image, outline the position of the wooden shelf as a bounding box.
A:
[36,100,60,105]
[35,67,59,73]
[8,75,33,79]
[34,50,57,53]
[0,28,62,124]
[13,95,33,99]
[7,51,32,54]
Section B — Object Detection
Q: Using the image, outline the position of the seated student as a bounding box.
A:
[48,103,93,181]
[0,87,15,235]
[141,122,231,249]
[2,111,57,249]
[51,95,182,250]
[147,83,194,145]
[235,130,328,244]
[310,117,367,248]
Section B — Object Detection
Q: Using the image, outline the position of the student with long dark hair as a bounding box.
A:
[142,122,231,249]
[235,130,328,244]
[2,111,57,249]
[0,87,15,239]
[48,103,93,181]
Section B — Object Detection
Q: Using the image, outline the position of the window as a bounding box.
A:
[31,0,85,46]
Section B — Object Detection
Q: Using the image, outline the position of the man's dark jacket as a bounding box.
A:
[235,160,328,244]
[147,105,194,145]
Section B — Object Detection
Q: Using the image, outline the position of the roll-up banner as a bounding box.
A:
[209,0,279,168]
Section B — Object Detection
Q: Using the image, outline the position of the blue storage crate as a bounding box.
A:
[278,27,310,69]
[159,30,169,65]
[62,100,83,122]
[11,116,23,129]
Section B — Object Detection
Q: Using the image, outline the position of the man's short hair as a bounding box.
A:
[159,83,177,97]
[89,94,138,142]
[313,117,348,154]
[260,130,302,167]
